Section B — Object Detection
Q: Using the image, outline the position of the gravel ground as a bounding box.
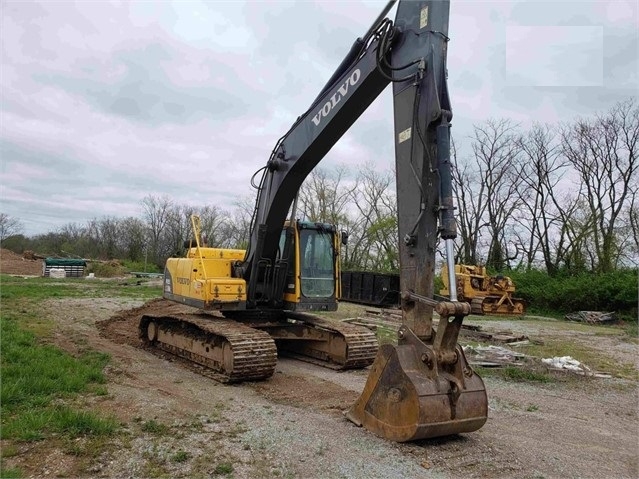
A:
[4,296,638,479]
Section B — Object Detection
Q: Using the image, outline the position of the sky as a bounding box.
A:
[1,0,637,236]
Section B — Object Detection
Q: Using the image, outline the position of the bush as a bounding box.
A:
[509,268,637,321]
[120,260,161,274]
[85,261,127,278]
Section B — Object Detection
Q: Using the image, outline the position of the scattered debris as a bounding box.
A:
[542,355,588,372]
[342,307,531,344]
[541,356,612,378]
[565,311,616,324]
[49,268,67,279]
[461,329,531,344]
[343,307,614,377]
[130,272,164,279]
[463,345,528,367]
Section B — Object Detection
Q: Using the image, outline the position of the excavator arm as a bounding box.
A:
[240,1,459,314]
[239,4,396,307]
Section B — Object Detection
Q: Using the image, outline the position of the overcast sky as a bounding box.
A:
[1,0,637,236]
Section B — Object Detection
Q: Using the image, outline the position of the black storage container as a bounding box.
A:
[340,270,400,307]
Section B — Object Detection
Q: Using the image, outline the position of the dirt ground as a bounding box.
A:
[5,296,638,479]
[0,248,43,276]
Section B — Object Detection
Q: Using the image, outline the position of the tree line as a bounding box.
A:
[2,98,636,277]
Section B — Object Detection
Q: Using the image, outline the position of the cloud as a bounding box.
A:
[0,0,636,237]
[506,26,604,87]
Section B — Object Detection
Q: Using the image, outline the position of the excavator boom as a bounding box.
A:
[142,0,488,441]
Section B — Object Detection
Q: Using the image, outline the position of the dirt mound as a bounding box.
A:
[0,248,43,275]
[97,298,198,347]
[98,298,362,413]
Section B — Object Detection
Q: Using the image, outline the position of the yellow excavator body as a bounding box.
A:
[163,248,248,310]
[139,216,378,384]
[440,264,526,316]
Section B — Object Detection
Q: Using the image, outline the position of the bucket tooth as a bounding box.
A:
[346,336,487,442]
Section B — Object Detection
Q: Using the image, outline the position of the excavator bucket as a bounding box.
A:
[346,303,488,442]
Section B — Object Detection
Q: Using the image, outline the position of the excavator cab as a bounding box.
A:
[280,220,342,312]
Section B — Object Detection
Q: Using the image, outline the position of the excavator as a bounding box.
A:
[441,263,526,316]
[138,0,488,442]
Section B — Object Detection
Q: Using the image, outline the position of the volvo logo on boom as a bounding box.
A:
[311,69,361,127]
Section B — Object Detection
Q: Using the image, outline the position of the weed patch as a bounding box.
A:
[476,365,555,383]
[214,462,234,475]
[0,466,22,478]
[501,365,553,383]
[1,319,109,411]
[141,419,169,435]
[171,450,190,463]
[2,406,117,441]
[376,325,398,345]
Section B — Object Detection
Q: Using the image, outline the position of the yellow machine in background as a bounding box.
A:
[441,264,526,316]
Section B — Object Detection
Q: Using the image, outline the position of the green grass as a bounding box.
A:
[475,365,555,383]
[1,319,109,408]
[623,320,638,341]
[1,317,117,441]
[0,274,162,301]
[375,325,397,345]
[0,278,85,301]
[171,450,190,463]
[2,406,118,441]
[140,419,170,435]
[213,462,234,475]
[500,365,554,383]
[0,277,126,444]
[0,467,22,478]
[121,259,162,274]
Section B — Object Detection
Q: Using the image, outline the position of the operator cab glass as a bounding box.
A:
[299,226,335,298]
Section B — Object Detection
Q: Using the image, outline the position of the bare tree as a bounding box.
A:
[215,195,255,250]
[197,205,226,247]
[451,137,487,264]
[142,195,173,266]
[627,190,639,261]
[561,98,639,272]
[348,163,398,272]
[297,165,355,227]
[119,217,147,261]
[516,123,569,274]
[457,119,524,271]
[97,217,120,259]
[163,204,195,258]
[0,213,23,243]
